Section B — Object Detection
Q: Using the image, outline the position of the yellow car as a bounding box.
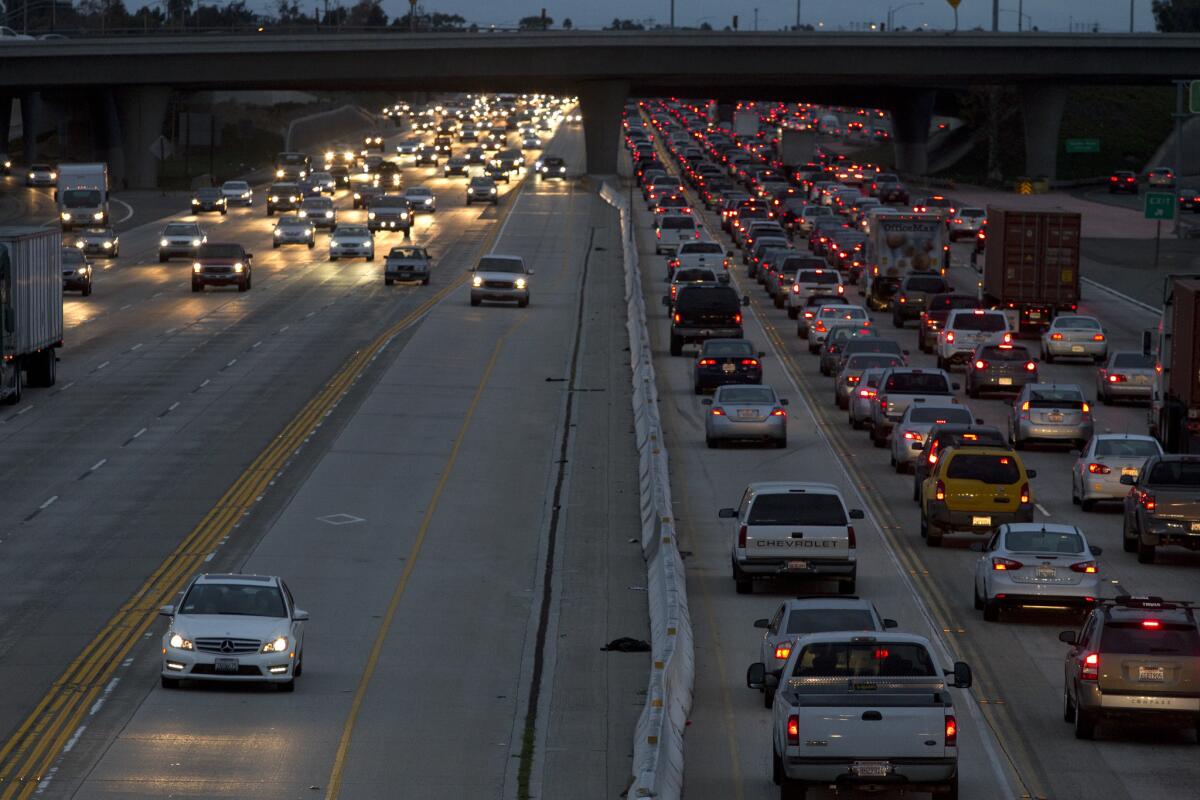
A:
[920,446,1036,547]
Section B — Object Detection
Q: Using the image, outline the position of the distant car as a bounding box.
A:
[364,134,385,152]
[404,186,437,213]
[1120,454,1200,562]
[272,215,315,248]
[483,163,510,184]
[26,163,56,186]
[61,247,93,296]
[266,183,302,216]
[521,135,542,150]
[298,196,336,229]
[1,153,10,175]
[910,423,1009,502]
[466,176,499,205]
[537,156,567,179]
[442,156,469,177]
[891,272,951,327]
[192,242,252,292]
[807,305,870,353]
[693,339,762,394]
[973,524,1102,622]
[1146,166,1175,188]
[160,572,306,690]
[190,187,227,214]
[1095,350,1155,404]
[219,180,253,206]
[965,341,1039,397]
[308,171,337,194]
[158,222,207,262]
[1041,315,1107,363]
[702,384,788,448]
[1072,434,1162,511]
[395,137,422,156]
[384,245,432,286]
[74,226,119,258]
[833,351,903,410]
[328,165,351,187]
[889,403,975,474]
[1108,170,1138,194]
[414,145,439,166]
[352,181,384,211]
[949,207,987,241]
[1009,383,1094,450]
[366,194,412,234]
[328,224,374,262]
[1178,187,1200,212]
[470,254,532,307]
[464,146,487,165]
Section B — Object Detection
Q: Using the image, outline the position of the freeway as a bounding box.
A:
[631,117,1200,798]
[0,105,646,799]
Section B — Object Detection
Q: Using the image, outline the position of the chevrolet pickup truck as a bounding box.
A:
[868,367,960,448]
[748,631,971,800]
[720,482,864,595]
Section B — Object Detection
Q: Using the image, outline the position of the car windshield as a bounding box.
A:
[661,217,695,230]
[277,153,306,166]
[301,200,328,209]
[905,276,947,293]
[1004,529,1084,554]
[961,208,985,217]
[910,407,972,425]
[164,224,197,236]
[179,583,287,617]
[469,178,493,187]
[1101,623,1200,656]
[1112,353,1154,368]
[335,227,367,237]
[951,313,1006,332]
[979,345,1030,361]
[197,244,242,259]
[819,307,867,320]
[1094,439,1160,457]
[791,643,936,678]
[1054,317,1102,330]
[675,269,716,282]
[884,372,950,393]
[843,340,901,356]
[388,247,425,259]
[1147,460,1200,486]
[748,493,846,525]
[786,610,877,635]
[223,182,249,190]
[702,341,753,357]
[717,387,776,405]
[946,454,1020,484]
[61,250,84,266]
[478,256,524,273]
[62,189,101,207]
[407,189,432,197]
[279,217,306,227]
[1027,389,1085,408]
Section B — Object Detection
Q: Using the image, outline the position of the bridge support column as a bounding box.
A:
[115,86,170,190]
[890,90,935,177]
[1020,84,1067,181]
[20,93,41,164]
[0,94,13,157]
[101,90,126,189]
[578,80,628,176]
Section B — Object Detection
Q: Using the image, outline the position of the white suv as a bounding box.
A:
[937,309,1010,370]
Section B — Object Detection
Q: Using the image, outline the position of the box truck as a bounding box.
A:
[0,227,63,404]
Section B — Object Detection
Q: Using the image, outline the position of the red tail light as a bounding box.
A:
[734,313,742,324]
[774,643,792,660]
[711,407,726,416]
[1025,361,1037,372]
[698,358,718,366]
[935,480,946,501]
[877,395,888,408]
[737,524,747,548]
[1141,619,1161,629]
[836,284,845,294]
[1081,652,1100,681]
[846,375,861,384]
[992,557,1022,571]
[898,294,907,304]
[1087,463,1110,474]
[771,408,786,417]
[1082,402,1091,415]
[847,525,856,548]
[903,431,923,441]
[1108,374,1127,383]
[741,358,759,366]
[1050,332,1063,340]
[1020,483,1031,504]
[945,715,957,746]
[945,331,955,344]
[1092,333,1105,342]
[814,320,827,333]
[786,715,800,744]
[1140,491,1156,512]
[792,284,801,293]
[1070,561,1098,574]
[858,388,876,399]
[974,359,987,370]
[673,313,681,323]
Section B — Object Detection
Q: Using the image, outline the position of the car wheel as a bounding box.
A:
[272,242,279,249]
[330,255,339,262]
[470,296,481,307]
[850,414,863,430]
[694,383,703,396]
[982,600,1000,622]
[706,435,718,449]
[1043,348,1055,364]
[798,327,808,340]
[385,278,394,286]
[308,241,314,249]
[1071,477,1081,505]
[423,277,430,286]
[1073,704,1097,740]
[669,335,683,357]
[966,382,978,399]
[278,678,295,693]
[913,479,921,502]
[772,748,784,785]
[925,520,943,547]
[1081,497,1095,512]
[82,282,92,297]
[159,254,167,263]
[974,583,984,610]
[936,355,946,370]
[786,307,798,320]
[774,295,784,309]
[191,280,202,293]
[293,651,303,677]
[238,279,248,292]
[1063,688,1075,722]
[1123,518,1138,552]
[780,776,807,800]
[836,395,848,410]
[763,686,775,709]
[160,675,180,689]
[732,560,752,594]
[1137,538,1156,564]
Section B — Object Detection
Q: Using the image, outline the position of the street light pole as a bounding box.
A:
[795,0,800,29]
[1129,0,1134,32]
[669,0,674,29]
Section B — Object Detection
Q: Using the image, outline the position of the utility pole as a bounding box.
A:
[795,0,800,29]
[409,0,416,31]
[1129,0,1134,32]
[991,0,998,31]
[669,0,674,28]
[1173,79,1187,238]
[753,6,758,30]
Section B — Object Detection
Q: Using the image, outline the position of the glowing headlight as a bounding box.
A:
[233,262,244,272]
[276,169,285,178]
[191,239,201,246]
[298,210,307,217]
[76,267,87,274]
[354,192,362,200]
[49,172,57,179]
[102,241,112,248]
[274,229,282,236]
[74,240,84,248]
[489,188,497,194]
[161,238,170,247]
[401,212,409,219]
[368,212,377,219]
[168,633,194,650]
[299,171,307,179]
[192,263,202,273]
[325,151,335,161]
[289,196,298,203]
[261,636,288,653]
[559,167,566,173]
[423,198,432,205]
[515,277,527,289]
[472,275,483,287]
[242,192,251,198]
[61,212,71,220]
[325,211,333,218]
[269,195,278,202]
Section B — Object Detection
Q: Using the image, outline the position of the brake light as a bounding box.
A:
[786,715,800,745]
[945,715,957,746]
[1070,561,1098,574]
[1141,619,1161,629]
[1020,483,1031,504]
[1025,361,1037,372]
[814,320,827,333]
[935,480,945,501]
[1087,463,1111,474]
[1108,374,1127,383]
[775,644,792,660]
[771,408,786,417]
[1081,653,1099,681]
[1141,491,1156,512]
[846,375,860,384]
[734,313,742,324]
[673,313,681,323]
[847,525,856,548]
[698,358,718,366]
[1051,332,1063,340]
[974,359,987,370]
[945,331,955,344]
[1021,401,1030,412]
[656,229,661,239]
[858,388,876,399]
[741,358,760,366]
[836,284,845,294]
[898,294,907,304]
[1082,402,1090,415]
[903,431,923,442]
[791,284,801,293]
[992,557,1023,571]
[738,524,747,548]
[695,230,701,239]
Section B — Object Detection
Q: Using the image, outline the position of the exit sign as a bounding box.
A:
[1065,138,1100,154]
[1192,80,1200,114]
[1145,192,1176,221]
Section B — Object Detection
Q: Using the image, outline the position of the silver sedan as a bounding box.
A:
[1095,350,1156,404]
[849,367,889,429]
[973,523,1104,621]
[1041,315,1107,363]
[1009,383,1094,449]
[1072,434,1163,511]
[702,385,788,448]
[889,402,975,473]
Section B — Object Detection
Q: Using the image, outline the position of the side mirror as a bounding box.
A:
[911,442,924,451]
[951,383,961,391]
[245,253,254,260]
[758,351,766,358]
[158,605,174,617]
[780,398,789,406]
[1120,474,1135,485]
[742,295,751,306]
[902,349,910,356]
[1090,545,1103,556]
[746,662,766,689]
[293,609,310,622]
[701,398,713,406]
[883,618,898,629]
[1026,469,1037,479]
[662,296,671,306]
[717,507,737,518]
[753,618,770,629]
[1058,630,1077,645]
[849,509,865,520]
[950,661,973,689]
[976,418,985,425]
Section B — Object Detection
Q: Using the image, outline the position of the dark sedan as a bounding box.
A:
[694,339,763,394]
[191,188,227,215]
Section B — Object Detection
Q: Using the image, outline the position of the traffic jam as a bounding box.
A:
[625,99,1200,798]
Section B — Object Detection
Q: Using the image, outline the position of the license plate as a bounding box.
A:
[1029,311,1042,319]
[1139,666,1165,682]
[998,377,1013,386]
[737,409,759,419]
[1191,522,1200,533]
[1122,468,1139,477]
[972,516,992,527]
[851,761,890,778]
[1036,565,1056,579]
[1049,413,1064,422]
[722,363,736,373]
[215,658,239,674]
[1071,345,1085,353]
[787,560,808,570]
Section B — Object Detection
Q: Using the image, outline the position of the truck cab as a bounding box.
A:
[56,163,109,230]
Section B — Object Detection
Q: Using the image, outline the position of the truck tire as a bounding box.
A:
[4,364,21,405]
[942,774,959,799]
[82,281,92,297]
[385,278,394,286]
[983,600,1000,622]
[669,335,683,357]
[780,778,807,800]
[1122,520,1138,553]
[1137,539,1156,564]
[763,686,775,708]
[330,255,338,262]
[1073,705,1097,740]
[159,253,167,263]
[772,749,784,785]
[238,279,248,292]
[732,560,752,594]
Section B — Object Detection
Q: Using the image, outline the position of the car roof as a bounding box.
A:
[781,596,877,612]
[745,481,843,494]
[194,573,278,586]
[999,522,1081,536]
[791,631,931,646]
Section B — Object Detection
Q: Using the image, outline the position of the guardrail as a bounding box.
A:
[599,180,694,800]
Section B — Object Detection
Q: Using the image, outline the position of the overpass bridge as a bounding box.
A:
[2,30,1196,186]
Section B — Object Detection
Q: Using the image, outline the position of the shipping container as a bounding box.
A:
[1149,275,1200,452]
[0,226,63,403]
[982,207,1081,335]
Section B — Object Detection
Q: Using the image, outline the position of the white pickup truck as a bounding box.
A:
[867,367,961,448]
[719,482,863,595]
[666,240,730,280]
[747,631,972,799]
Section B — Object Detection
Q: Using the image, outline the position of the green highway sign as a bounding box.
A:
[1191,80,1200,114]
[1065,138,1100,154]
[1145,192,1176,221]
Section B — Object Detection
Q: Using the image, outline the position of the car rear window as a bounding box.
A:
[676,286,739,312]
[1101,623,1200,656]
[1147,461,1200,486]
[799,270,839,284]
[1095,439,1161,457]
[748,493,847,526]
[884,372,951,393]
[928,294,980,312]
[843,341,902,357]
[946,454,1021,484]
[1112,353,1155,368]
[197,244,242,259]
[904,276,948,293]
[719,387,775,404]
[703,341,753,357]
[786,610,877,635]
[1004,530,1083,554]
[979,345,1031,361]
[791,643,936,678]
[950,312,1006,332]
[940,430,1007,448]
[1054,317,1101,330]
[1027,389,1085,409]
[661,217,696,230]
[910,407,972,425]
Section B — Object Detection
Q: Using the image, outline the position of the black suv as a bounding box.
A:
[669,285,746,357]
[1059,596,1200,740]
[892,272,951,326]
